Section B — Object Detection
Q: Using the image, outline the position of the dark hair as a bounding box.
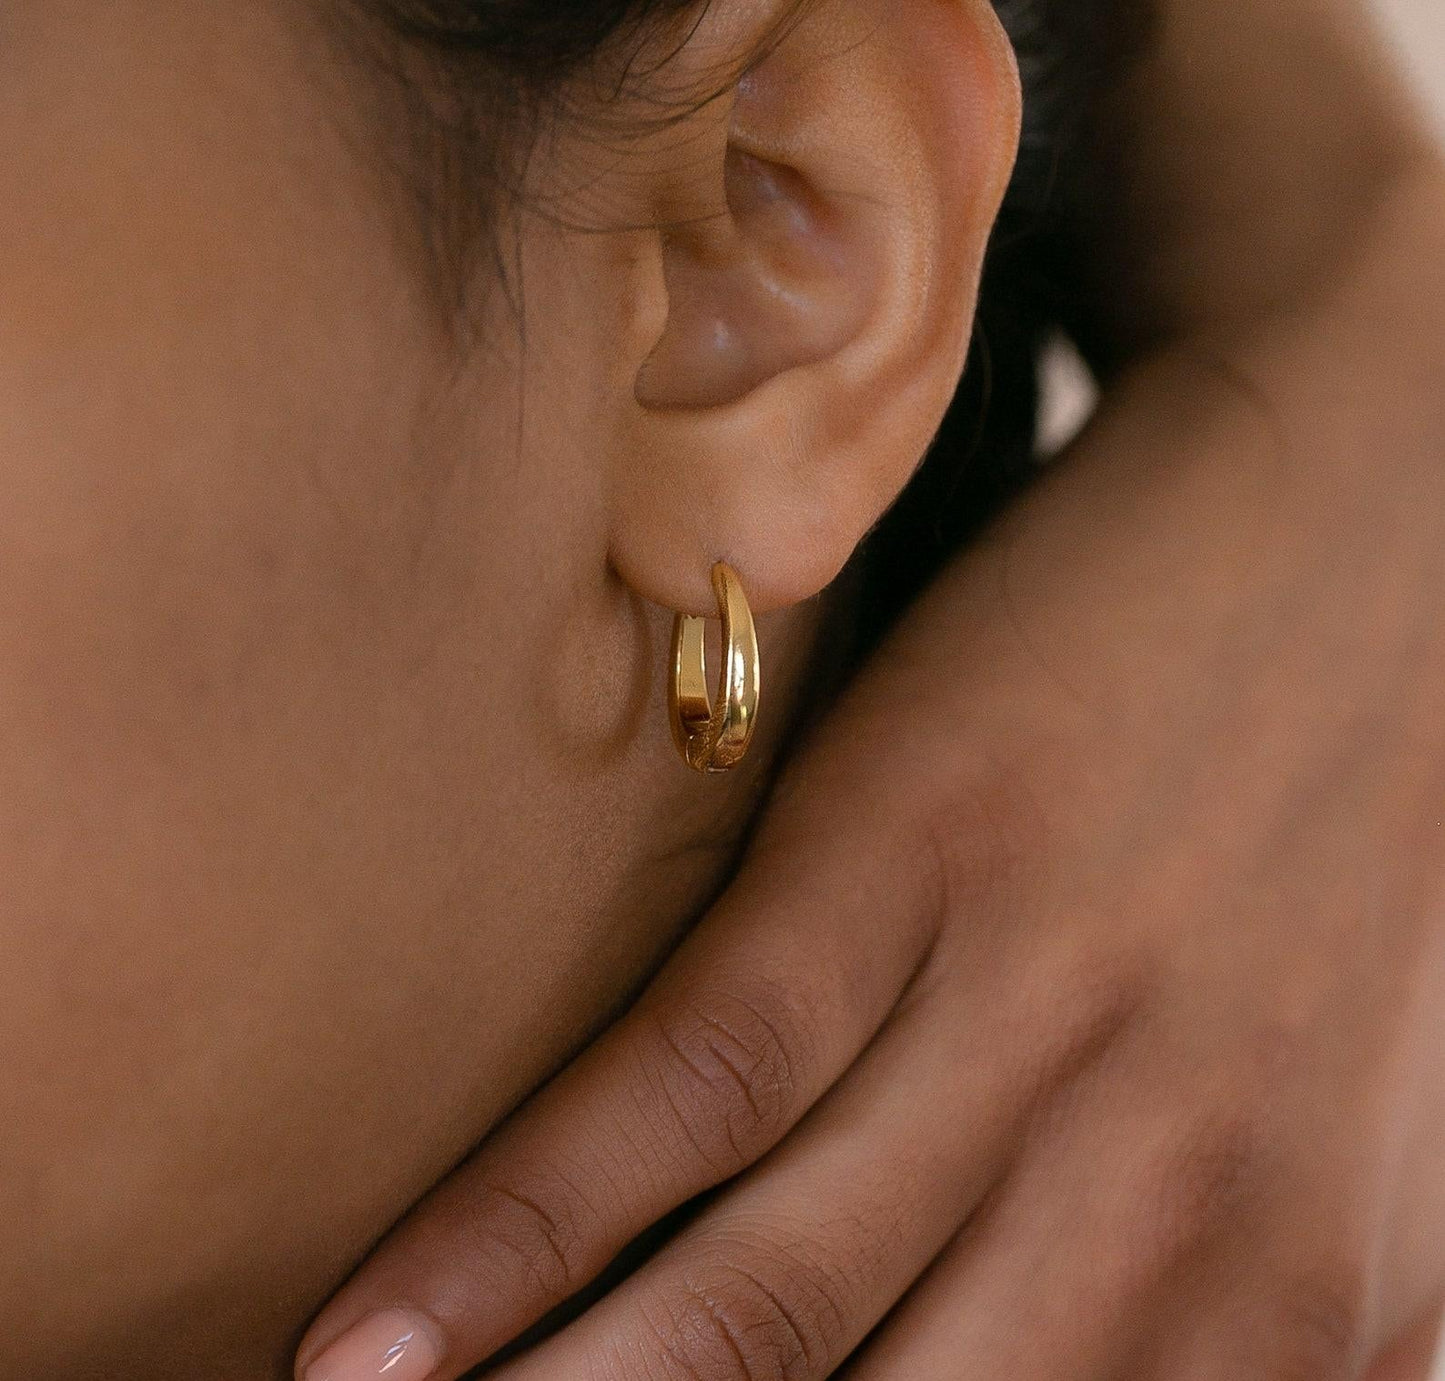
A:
[858,0,1149,641]
[370,0,702,76]
[357,0,1147,642]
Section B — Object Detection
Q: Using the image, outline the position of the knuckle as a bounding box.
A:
[638,1247,848,1381]
[1146,1110,1276,1256]
[914,750,1054,933]
[1140,1029,1312,1258]
[462,1163,597,1299]
[642,982,809,1174]
[1255,1271,1368,1380]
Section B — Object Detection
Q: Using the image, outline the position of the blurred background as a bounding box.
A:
[1376,0,1445,138]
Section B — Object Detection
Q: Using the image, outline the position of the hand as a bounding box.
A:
[293,165,1445,1381]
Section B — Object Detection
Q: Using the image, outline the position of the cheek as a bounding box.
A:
[0,0,569,1357]
[0,4,441,584]
[0,10,746,1372]
[0,4,500,956]
[0,1,518,744]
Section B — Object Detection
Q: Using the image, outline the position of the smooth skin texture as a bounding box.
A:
[298,2,1445,1379]
[0,0,1016,1375]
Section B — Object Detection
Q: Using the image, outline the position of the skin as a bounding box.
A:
[0,4,763,1370]
[0,0,1014,1375]
[300,212,1445,1381]
[298,2,1445,1381]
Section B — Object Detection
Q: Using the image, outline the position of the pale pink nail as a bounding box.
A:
[304,1309,443,1381]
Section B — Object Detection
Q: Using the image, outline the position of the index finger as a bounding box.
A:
[295,780,951,1381]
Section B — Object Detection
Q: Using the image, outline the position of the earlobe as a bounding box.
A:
[607,0,1022,615]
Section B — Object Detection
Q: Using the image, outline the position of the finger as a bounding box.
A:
[296,784,953,1381]
[484,983,1026,1381]
[841,1075,1251,1381]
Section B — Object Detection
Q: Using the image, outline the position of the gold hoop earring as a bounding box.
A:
[670,563,761,774]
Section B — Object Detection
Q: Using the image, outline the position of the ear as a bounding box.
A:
[602,0,1021,614]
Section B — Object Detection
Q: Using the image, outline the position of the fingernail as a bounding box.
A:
[303,1309,442,1381]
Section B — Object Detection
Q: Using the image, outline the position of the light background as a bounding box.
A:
[1376,0,1445,140]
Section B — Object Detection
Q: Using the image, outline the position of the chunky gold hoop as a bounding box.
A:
[669,563,761,774]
